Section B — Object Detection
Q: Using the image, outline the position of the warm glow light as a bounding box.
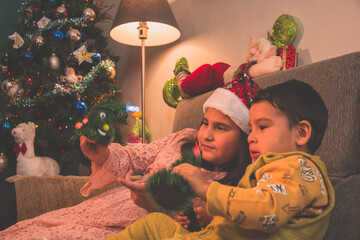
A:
[110,21,181,46]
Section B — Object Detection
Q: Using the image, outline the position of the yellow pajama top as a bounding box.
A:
[105,151,334,240]
[205,151,335,239]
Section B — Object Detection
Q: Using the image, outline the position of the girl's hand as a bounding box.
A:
[80,135,110,167]
[118,170,158,212]
[172,163,210,201]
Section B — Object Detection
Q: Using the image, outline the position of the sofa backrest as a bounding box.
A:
[173,52,360,181]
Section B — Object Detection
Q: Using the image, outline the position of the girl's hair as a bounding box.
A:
[182,130,251,187]
[215,130,252,186]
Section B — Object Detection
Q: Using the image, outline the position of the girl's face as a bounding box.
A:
[197,108,242,168]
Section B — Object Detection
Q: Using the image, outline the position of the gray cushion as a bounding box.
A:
[323,174,360,240]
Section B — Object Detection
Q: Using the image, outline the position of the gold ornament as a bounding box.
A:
[83,8,96,21]
[0,153,8,172]
[33,35,45,47]
[106,65,116,79]
[56,4,67,18]
[67,29,81,41]
[49,53,60,70]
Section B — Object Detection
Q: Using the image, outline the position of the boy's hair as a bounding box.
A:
[252,79,328,153]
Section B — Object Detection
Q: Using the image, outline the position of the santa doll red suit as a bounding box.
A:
[174,37,282,98]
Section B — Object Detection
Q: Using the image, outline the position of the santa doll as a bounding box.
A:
[174,37,282,98]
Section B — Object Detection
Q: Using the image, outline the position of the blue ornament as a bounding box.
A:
[20,50,34,64]
[91,53,101,66]
[80,30,87,42]
[1,121,11,133]
[47,0,58,6]
[68,54,79,67]
[74,101,88,116]
[50,30,64,40]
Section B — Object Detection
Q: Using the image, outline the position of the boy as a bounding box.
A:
[105,79,334,240]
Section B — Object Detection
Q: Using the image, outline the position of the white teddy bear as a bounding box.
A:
[12,122,60,176]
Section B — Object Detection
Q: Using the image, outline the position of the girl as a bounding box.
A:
[0,62,258,240]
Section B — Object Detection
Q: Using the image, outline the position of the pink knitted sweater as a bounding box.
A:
[0,129,225,240]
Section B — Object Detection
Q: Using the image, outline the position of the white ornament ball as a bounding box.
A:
[49,53,60,70]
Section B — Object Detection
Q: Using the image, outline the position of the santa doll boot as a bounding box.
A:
[173,57,191,76]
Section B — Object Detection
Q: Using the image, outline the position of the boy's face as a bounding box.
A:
[248,100,298,161]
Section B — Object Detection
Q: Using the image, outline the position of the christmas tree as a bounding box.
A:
[0,0,125,176]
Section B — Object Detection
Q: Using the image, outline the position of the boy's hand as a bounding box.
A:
[172,163,210,201]
[194,205,213,228]
[80,135,110,167]
[175,211,190,228]
[175,205,212,229]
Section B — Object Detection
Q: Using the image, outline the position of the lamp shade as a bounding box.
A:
[110,0,181,46]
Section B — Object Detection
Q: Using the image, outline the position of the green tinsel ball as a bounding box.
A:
[146,169,195,212]
[146,150,202,212]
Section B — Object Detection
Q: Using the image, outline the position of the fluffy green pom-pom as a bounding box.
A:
[146,150,202,212]
[146,169,195,212]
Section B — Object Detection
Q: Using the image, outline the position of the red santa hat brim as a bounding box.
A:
[203,88,250,134]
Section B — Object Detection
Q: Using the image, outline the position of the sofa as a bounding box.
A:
[1,51,359,239]
[173,51,360,240]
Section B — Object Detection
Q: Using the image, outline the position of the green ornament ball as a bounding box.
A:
[269,14,297,48]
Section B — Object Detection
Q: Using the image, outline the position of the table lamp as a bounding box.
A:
[110,0,181,143]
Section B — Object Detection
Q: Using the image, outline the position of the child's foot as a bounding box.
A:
[173,57,191,76]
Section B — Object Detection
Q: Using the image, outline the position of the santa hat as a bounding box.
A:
[203,67,260,135]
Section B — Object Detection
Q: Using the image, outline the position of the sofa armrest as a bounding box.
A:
[5,175,123,222]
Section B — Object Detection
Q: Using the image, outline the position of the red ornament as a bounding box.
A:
[278,44,298,70]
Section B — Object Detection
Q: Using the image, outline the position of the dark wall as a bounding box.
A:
[0,0,22,46]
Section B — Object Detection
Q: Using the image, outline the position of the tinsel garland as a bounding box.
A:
[24,17,89,42]
[91,89,122,105]
[13,59,115,107]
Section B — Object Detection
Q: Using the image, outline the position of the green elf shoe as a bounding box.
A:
[173,57,191,76]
